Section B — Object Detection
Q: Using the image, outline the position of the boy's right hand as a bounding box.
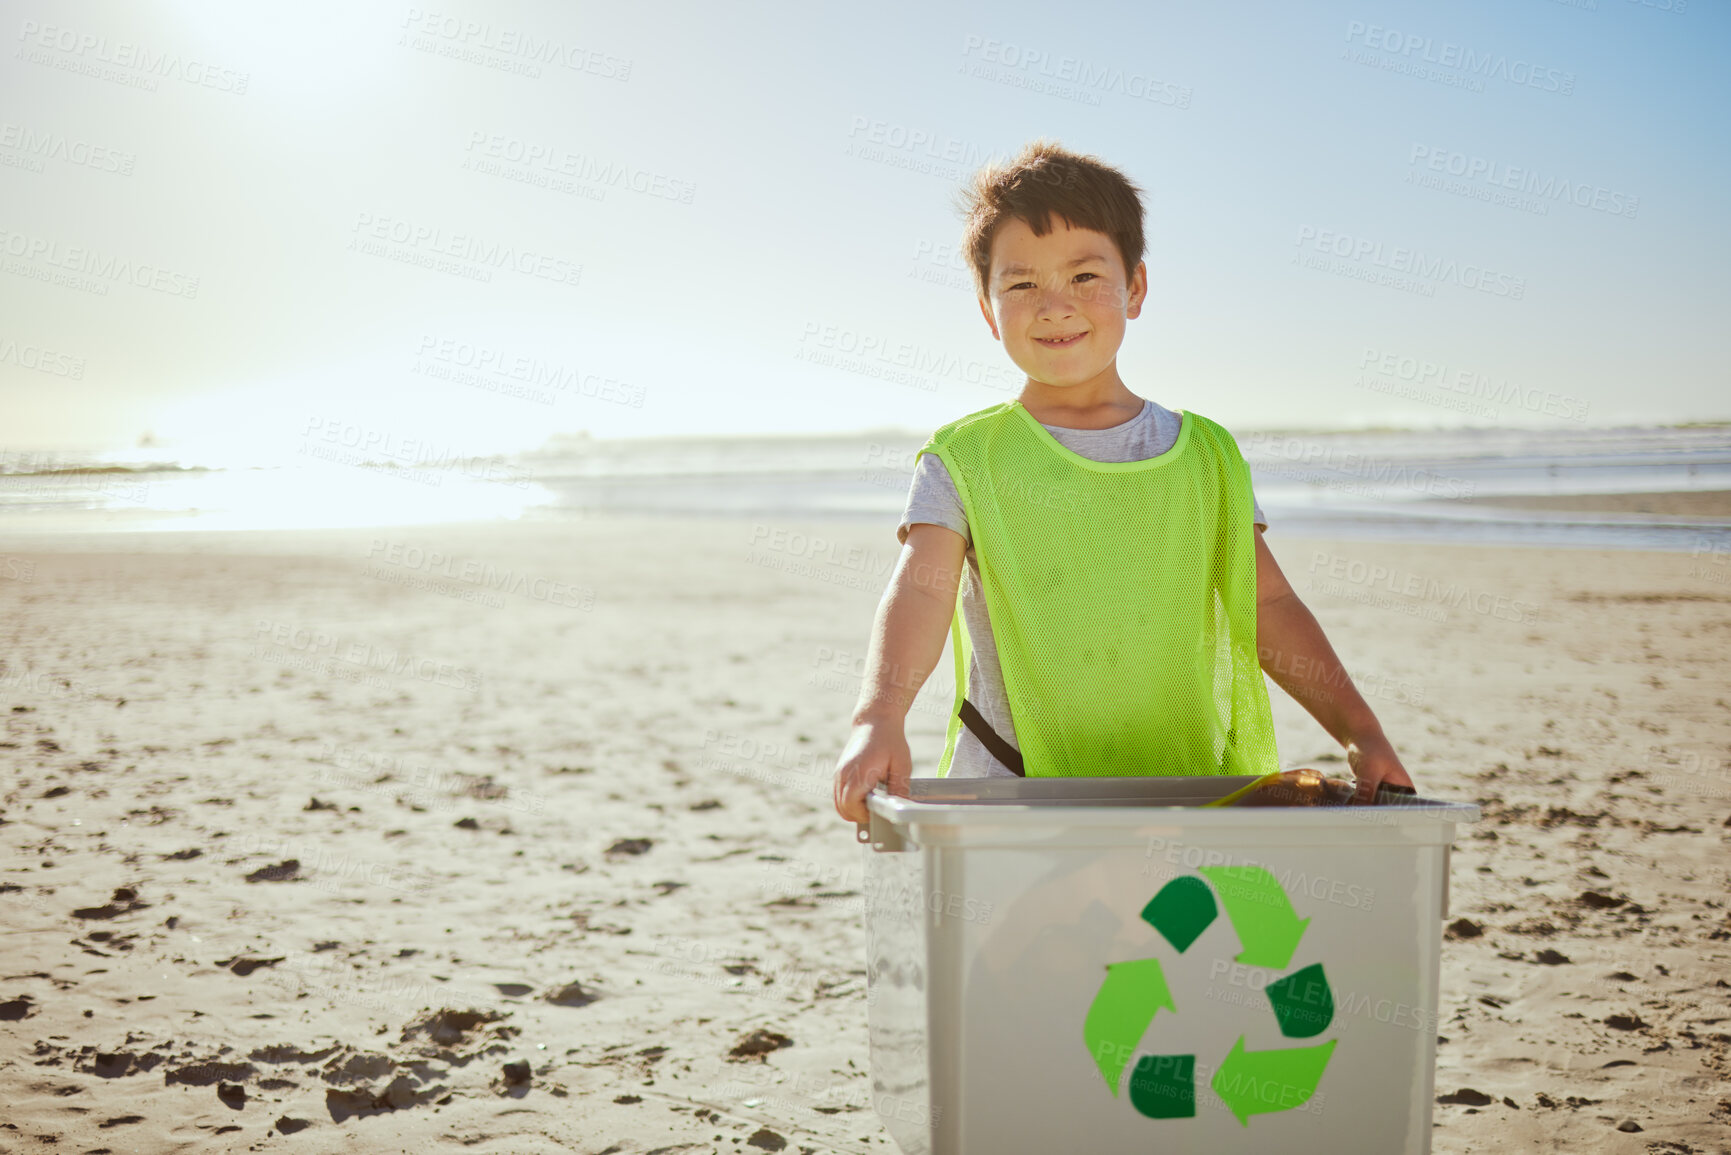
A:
[833,720,913,825]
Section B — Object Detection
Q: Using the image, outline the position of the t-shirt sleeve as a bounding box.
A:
[897,451,972,547]
[1252,489,1268,530]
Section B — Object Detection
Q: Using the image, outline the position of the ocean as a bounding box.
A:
[1,424,1728,552]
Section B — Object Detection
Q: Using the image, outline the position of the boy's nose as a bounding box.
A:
[1036,290,1077,320]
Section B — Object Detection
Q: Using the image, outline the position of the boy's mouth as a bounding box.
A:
[1033,332,1086,348]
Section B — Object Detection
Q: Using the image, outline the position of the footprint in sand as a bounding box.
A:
[164,1059,256,1086]
[85,1051,164,1079]
[323,1047,453,1119]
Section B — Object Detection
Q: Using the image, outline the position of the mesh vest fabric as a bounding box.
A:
[918,401,1278,778]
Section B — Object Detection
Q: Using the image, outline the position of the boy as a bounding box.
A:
[832,140,1415,822]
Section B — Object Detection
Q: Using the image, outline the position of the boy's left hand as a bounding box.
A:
[1346,736,1417,804]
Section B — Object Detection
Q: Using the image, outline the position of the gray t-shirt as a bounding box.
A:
[896,398,1267,778]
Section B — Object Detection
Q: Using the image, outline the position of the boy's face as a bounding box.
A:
[977,215,1146,391]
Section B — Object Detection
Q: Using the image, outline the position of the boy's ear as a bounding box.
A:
[977,295,999,341]
[1125,261,1148,320]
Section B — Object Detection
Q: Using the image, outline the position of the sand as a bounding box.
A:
[1,515,1728,1154]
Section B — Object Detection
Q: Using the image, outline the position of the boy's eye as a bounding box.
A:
[1002,271,1100,293]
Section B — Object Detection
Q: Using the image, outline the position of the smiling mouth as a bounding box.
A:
[1034,333,1086,348]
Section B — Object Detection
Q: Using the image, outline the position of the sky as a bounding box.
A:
[1,0,1726,459]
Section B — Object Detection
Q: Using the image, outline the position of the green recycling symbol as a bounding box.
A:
[1082,865,1337,1125]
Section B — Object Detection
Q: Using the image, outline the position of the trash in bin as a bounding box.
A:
[1208,768,1356,807]
[860,776,1478,1155]
[1203,768,1423,808]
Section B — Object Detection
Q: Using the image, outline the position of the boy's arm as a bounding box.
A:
[833,522,967,824]
[1253,529,1418,802]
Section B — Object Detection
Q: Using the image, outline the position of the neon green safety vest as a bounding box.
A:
[917,400,1278,778]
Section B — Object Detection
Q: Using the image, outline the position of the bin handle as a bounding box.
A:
[854,785,877,844]
[855,782,879,845]
[855,786,906,852]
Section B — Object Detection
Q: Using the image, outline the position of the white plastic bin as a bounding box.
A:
[859,777,1479,1154]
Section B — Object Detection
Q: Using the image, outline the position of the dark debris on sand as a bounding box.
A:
[728,1029,792,1061]
[244,859,302,883]
[1437,1087,1495,1106]
[544,980,598,1007]
[72,886,150,920]
[216,955,285,977]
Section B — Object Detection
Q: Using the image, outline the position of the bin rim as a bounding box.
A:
[864,777,1481,838]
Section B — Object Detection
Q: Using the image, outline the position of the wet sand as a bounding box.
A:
[1467,490,1731,518]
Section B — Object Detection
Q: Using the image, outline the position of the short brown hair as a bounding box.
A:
[956,139,1146,300]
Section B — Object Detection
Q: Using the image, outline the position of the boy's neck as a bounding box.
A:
[1018,368,1145,430]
